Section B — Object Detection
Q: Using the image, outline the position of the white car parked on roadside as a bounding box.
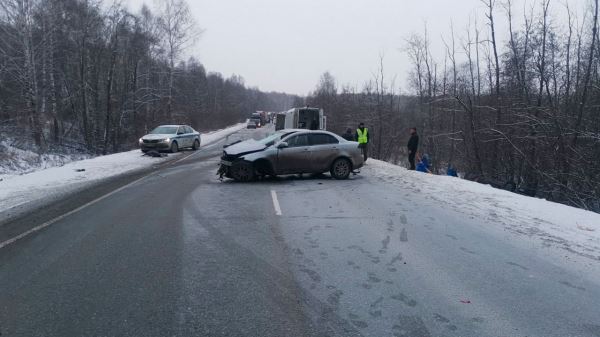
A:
[139,125,201,153]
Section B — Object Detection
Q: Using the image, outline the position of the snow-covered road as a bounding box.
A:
[1,126,599,336]
[273,160,600,336]
[0,122,246,215]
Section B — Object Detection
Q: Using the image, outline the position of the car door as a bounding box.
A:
[276,134,311,174]
[182,126,193,147]
[184,126,195,146]
[308,133,340,172]
[174,127,186,147]
[188,126,199,145]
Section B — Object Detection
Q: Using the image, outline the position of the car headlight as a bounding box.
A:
[139,138,143,143]
[163,138,170,143]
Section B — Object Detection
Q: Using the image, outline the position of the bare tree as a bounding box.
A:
[482,0,501,97]
[156,0,198,120]
[573,0,598,147]
[0,0,43,146]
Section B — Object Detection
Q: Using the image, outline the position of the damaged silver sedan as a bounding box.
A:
[218,129,364,181]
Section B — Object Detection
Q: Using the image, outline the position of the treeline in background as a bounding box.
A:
[306,0,599,211]
[0,0,296,155]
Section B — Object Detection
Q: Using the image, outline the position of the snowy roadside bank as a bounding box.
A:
[200,122,247,146]
[0,122,245,215]
[0,141,91,181]
[363,159,600,261]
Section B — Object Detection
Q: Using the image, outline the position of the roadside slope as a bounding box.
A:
[365,159,600,261]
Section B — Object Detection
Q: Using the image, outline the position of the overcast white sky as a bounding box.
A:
[128,0,583,96]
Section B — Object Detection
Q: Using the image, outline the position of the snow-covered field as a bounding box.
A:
[0,122,245,215]
[365,159,600,261]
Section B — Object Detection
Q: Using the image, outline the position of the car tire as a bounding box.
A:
[330,158,352,180]
[170,141,179,153]
[231,161,255,182]
[254,159,274,178]
[192,139,200,150]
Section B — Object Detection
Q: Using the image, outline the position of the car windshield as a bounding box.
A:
[149,126,178,134]
[257,131,296,147]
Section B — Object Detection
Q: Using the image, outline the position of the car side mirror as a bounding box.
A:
[277,142,288,149]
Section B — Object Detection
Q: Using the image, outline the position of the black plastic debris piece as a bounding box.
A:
[144,150,165,158]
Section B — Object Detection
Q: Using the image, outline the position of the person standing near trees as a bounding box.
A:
[407,127,419,170]
[356,122,369,162]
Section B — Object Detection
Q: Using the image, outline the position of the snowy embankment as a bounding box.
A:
[0,122,245,215]
[364,159,600,260]
[200,122,246,146]
[0,141,90,181]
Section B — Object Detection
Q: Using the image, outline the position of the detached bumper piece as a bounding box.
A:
[217,159,233,180]
[217,164,228,180]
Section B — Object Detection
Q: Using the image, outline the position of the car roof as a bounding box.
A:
[281,129,336,135]
[278,129,343,139]
[156,124,186,127]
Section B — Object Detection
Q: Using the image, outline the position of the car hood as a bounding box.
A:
[224,139,267,156]
[142,134,173,140]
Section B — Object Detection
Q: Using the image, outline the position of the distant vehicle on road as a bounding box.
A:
[258,111,268,124]
[218,129,363,181]
[139,125,200,153]
[246,120,258,129]
[275,107,326,131]
[249,116,262,128]
[252,111,267,126]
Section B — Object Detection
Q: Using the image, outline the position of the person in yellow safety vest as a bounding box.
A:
[355,122,369,162]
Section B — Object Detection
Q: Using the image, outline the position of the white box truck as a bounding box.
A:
[275,107,327,131]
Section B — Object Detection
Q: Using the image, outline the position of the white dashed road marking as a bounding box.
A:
[271,190,282,216]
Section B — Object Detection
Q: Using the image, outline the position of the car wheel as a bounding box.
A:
[330,158,352,180]
[231,161,255,182]
[170,141,179,153]
[192,139,200,150]
[254,159,274,178]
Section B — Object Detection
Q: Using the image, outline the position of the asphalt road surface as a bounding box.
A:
[1,127,599,337]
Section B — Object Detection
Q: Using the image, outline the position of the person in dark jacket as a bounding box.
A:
[341,128,354,141]
[356,123,369,162]
[407,127,419,170]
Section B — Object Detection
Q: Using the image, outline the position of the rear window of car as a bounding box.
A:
[310,133,339,145]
